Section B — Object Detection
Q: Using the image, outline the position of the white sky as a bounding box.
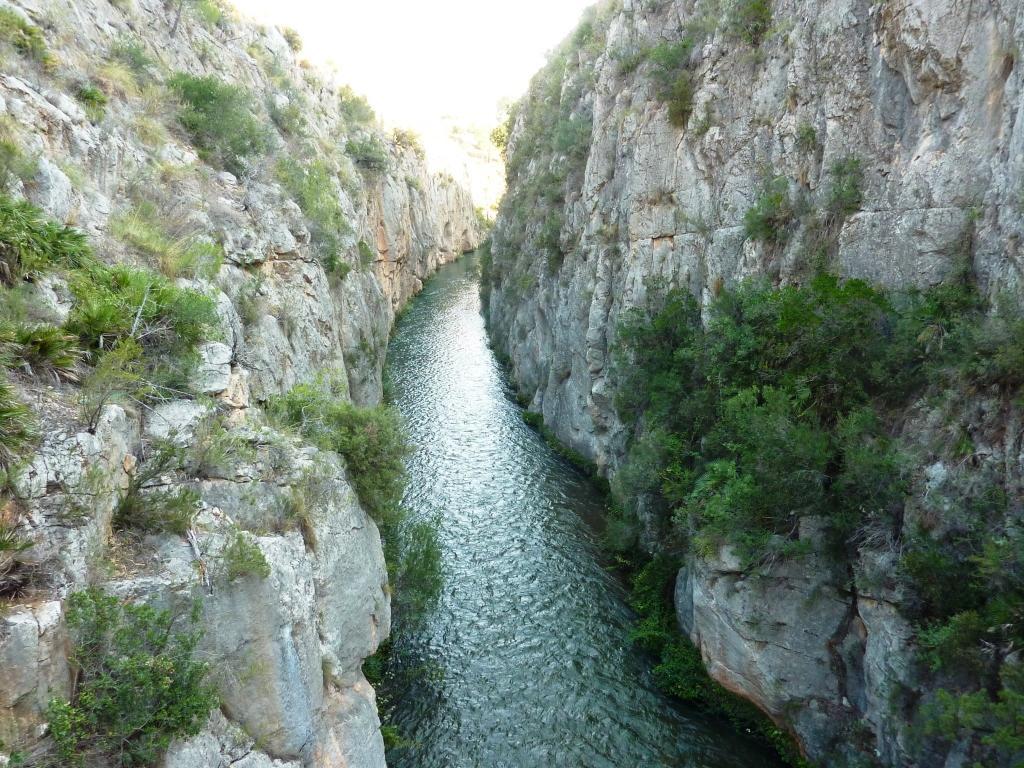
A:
[231,0,596,130]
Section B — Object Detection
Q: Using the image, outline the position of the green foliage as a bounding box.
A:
[826,156,864,219]
[268,93,306,136]
[626,555,807,765]
[392,128,424,159]
[111,203,223,279]
[168,74,268,177]
[115,437,198,534]
[0,321,81,380]
[615,275,921,566]
[345,136,390,172]
[725,0,773,46]
[267,379,408,527]
[921,664,1024,765]
[108,37,154,81]
[276,158,350,270]
[0,8,52,67]
[266,377,441,626]
[337,85,376,126]
[66,262,217,360]
[222,530,270,580]
[743,176,794,244]
[0,374,34,469]
[281,26,302,52]
[0,128,38,191]
[190,0,227,29]
[795,122,817,153]
[75,83,108,123]
[46,589,217,767]
[358,239,376,268]
[666,71,695,128]
[78,339,150,430]
[0,194,92,284]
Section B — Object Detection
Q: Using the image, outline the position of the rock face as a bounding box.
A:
[487,0,1022,764]
[0,0,483,765]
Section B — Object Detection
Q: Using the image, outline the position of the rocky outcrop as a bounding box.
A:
[487,0,1023,764]
[0,0,482,765]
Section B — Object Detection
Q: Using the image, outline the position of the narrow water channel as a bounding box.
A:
[384,254,780,767]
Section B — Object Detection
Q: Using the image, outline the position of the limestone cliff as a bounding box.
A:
[487,0,1023,765]
[0,0,481,765]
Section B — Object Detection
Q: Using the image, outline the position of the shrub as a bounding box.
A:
[78,339,151,431]
[222,530,270,580]
[281,26,302,52]
[0,375,34,469]
[826,156,864,219]
[337,85,376,126]
[0,195,92,284]
[392,128,424,159]
[276,158,350,269]
[267,380,408,526]
[66,263,217,359]
[742,176,793,243]
[0,321,81,380]
[795,122,817,153]
[0,8,52,67]
[168,74,268,177]
[75,83,108,123]
[111,204,223,279]
[190,0,227,29]
[109,37,154,80]
[268,93,306,136]
[46,589,217,767]
[0,132,38,191]
[345,136,390,172]
[666,71,695,128]
[358,239,376,268]
[115,437,198,534]
[725,0,773,46]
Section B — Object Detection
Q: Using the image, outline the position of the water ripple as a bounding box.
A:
[385,256,779,768]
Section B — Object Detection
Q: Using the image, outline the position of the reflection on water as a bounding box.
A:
[384,254,780,768]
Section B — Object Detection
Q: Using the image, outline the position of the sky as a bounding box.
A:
[231,0,596,131]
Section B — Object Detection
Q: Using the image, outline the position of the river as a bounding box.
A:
[383,254,780,767]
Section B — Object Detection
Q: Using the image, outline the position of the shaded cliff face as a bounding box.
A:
[0,0,480,765]
[487,0,1023,765]
[488,0,1022,470]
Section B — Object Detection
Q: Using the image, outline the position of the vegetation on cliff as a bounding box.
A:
[613,266,1024,765]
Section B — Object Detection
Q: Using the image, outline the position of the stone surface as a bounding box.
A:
[0,0,487,765]
[487,1,1024,765]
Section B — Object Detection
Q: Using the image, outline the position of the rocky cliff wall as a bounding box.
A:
[0,0,481,765]
[487,0,1023,765]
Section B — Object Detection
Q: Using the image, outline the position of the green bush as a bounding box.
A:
[345,136,390,172]
[0,8,53,67]
[115,437,198,534]
[78,339,151,431]
[743,176,794,243]
[109,37,154,80]
[111,203,223,279]
[281,26,302,52]
[46,589,217,767]
[725,0,773,46]
[222,530,270,580]
[0,374,34,469]
[0,135,38,191]
[267,380,408,525]
[0,195,92,284]
[392,128,424,159]
[337,85,376,126]
[666,72,695,128]
[276,158,350,269]
[169,74,268,177]
[75,83,108,123]
[66,263,216,359]
[357,239,376,268]
[0,321,81,380]
[826,156,864,218]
